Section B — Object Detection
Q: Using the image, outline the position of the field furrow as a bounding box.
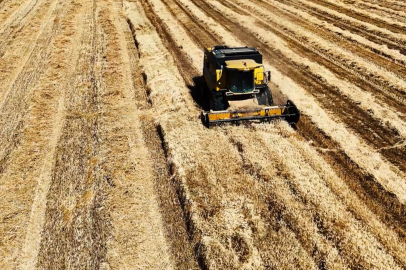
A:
[274,0,406,56]
[296,116,406,239]
[227,123,406,269]
[353,2,406,23]
[364,0,406,12]
[221,0,406,133]
[307,0,406,34]
[251,0,406,78]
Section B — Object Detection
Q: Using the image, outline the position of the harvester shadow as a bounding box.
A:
[187,76,210,111]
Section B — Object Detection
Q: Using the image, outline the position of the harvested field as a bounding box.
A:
[0,0,406,269]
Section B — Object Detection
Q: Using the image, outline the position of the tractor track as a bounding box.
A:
[190,0,406,173]
[275,0,406,56]
[18,1,85,268]
[139,0,406,266]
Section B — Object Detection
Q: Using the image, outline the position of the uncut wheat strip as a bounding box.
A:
[98,1,175,268]
[125,2,196,115]
[181,0,406,204]
[253,123,402,269]
[318,0,406,29]
[266,0,406,66]
[226,125,347,269]
[279,0,406,43]
[0,0,80,268]
[126,2,266,268]
[266,122,406,267]
[208,0,406,134]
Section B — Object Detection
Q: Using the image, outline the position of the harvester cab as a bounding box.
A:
[201,46,300,127]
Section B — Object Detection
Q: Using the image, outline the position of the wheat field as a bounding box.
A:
[0,0,405,269]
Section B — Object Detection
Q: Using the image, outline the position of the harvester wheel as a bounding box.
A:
[257,87,273,106]
[210,92,228,111]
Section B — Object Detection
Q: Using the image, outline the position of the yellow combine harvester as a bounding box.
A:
[200,46,300,127]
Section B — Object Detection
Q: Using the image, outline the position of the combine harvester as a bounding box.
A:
[201,46,300,127]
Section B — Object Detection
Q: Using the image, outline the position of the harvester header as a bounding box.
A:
[202,100,300,127]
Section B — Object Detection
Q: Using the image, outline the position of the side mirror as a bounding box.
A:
[267,71,271,82]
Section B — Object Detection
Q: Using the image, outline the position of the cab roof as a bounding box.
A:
[206,46,263,67]
[225,59,261,70]
[212,46,260,58]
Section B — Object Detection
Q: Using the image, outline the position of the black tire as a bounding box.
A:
[210,92,228,111]
[256,87,273,106]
